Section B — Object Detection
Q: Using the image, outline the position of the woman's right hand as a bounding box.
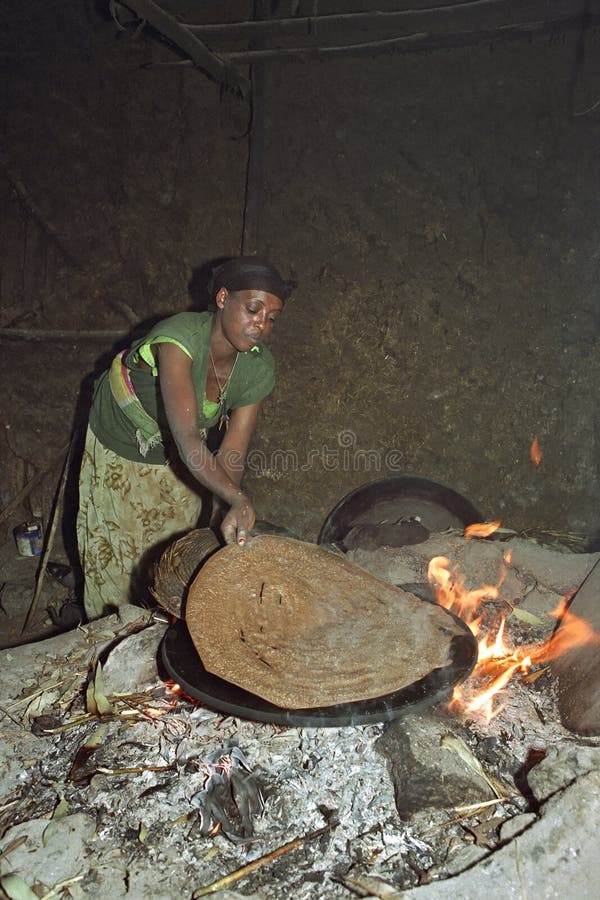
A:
[221,494,256,546]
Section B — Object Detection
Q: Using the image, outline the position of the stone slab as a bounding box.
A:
[102,622,167,695]
[551,557,600,735]
[400,770,600,899]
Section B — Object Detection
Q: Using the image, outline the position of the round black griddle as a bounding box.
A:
[160,613,478,728]
[317,475,483,547]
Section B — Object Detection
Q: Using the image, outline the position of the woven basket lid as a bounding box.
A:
[185,535,469,709]
[151,527,220,618]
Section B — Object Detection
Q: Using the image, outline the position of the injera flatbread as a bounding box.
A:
[185,535,468,709]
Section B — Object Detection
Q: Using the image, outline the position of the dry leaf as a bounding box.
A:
[464,815,505,849]
[68,724,108,782]
[23,690,60,724]
[339,873,403,898]
[441,735,506,799]
[510,607,547,627]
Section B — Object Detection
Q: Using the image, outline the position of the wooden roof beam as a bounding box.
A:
[119,0,249,94]
[184,0,600,46]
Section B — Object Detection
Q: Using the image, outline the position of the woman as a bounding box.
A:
[77,256,295,620]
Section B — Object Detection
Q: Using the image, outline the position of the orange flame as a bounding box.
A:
[428,556,501,628]
[429,557,600,722]
[530,435,543,466]
[465,521,501,539]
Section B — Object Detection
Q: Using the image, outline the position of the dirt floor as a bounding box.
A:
[1,3,600,642]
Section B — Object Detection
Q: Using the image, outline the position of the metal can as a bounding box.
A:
[14,522,44,557]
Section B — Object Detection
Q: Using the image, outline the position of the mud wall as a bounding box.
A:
[246,37,600,541]
[1,2,600,544]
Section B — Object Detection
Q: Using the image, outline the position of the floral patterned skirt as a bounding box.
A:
[76,426,203,620]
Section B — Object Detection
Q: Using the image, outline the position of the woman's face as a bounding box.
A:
[217,288,284,352]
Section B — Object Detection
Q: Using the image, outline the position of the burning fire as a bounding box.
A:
[428,538,600,722]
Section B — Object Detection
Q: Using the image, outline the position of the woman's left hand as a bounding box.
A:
[209,495,226,532]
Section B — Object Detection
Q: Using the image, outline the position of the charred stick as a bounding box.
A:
[0,442,69,528]
[422,797,519,836]
[192,823,334,897]
[22,439,74,635]
[0,800,19,816]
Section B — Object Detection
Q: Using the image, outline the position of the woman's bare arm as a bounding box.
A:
[157,342,255,541]
[216,402,261,484]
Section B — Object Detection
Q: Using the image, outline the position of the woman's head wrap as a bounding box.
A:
[209,256,296,302]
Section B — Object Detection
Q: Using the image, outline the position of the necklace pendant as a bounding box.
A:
[210,349,237,431]
[218,396,229,430]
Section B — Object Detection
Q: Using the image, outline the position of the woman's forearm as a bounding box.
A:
[175,431,248,507]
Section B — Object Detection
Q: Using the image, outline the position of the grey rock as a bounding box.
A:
[349,535,597,602]
[516,585,563,629]
[444,843,489,876]
[377,713,496,820]
[506,543,600,595]
[527,743,600,803]
[553,643,600,735]
[400,770,600,899]
[102,622,167,695]
[498,812,537,842]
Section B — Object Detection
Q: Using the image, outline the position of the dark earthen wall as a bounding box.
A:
[248,38,600,540]
[1,3,599,545]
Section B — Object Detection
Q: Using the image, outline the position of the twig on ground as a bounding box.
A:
[422,797,518,836]
[95,764,176,776]
[40,874,85,900]
[192,823,335,897]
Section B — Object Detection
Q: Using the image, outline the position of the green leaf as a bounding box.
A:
[42,820,59,847]
[83,724,108,750]
[52,797,69,821]
[0,873,38,900]
[42,794,70,846]
[85,663,114,716]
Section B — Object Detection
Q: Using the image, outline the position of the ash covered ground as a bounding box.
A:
[1,534,599,898]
